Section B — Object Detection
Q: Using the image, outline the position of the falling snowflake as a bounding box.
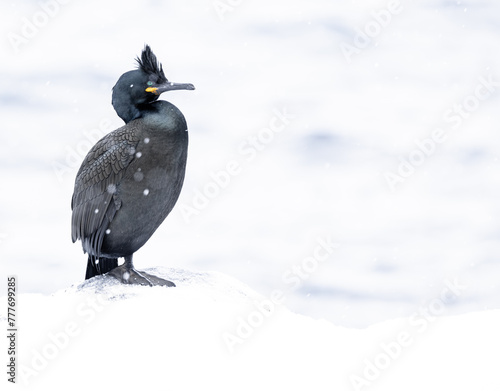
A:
[134,171,144,182]
[136,152,142,158]
[105,229,111,234]
[144,138,150,144]
[94,208,99,214]
[107,184,117,194]
[143,189,149,196]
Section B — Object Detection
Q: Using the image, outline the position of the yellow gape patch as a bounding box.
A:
[145,87,159,94]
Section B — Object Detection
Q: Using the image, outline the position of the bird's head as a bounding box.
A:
[112,45,195,123]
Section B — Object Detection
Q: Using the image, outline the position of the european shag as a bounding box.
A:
[71,45,194,287]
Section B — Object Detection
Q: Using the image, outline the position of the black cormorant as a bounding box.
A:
[71,45,194,287]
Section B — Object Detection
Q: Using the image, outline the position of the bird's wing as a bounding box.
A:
[71,125,140,257]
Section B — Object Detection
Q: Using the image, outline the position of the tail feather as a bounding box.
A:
[85,255,119,279]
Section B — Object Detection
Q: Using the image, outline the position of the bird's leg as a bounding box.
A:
[108,255,175,287]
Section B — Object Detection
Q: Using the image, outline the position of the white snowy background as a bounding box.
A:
[1,0,500,389]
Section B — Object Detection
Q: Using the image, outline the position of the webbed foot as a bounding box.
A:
[107,255,175,287]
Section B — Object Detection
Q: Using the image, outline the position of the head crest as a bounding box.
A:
[135,45,167,83]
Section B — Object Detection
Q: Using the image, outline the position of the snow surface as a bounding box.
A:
[1,269,499,390]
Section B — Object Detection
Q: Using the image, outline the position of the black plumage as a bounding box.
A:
[71,45,194,286]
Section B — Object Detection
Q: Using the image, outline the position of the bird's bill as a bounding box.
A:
[146,82,195,95]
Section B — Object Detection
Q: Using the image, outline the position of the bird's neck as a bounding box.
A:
[112,95,144,124]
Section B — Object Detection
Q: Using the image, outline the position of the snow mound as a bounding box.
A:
[3,269,499,390]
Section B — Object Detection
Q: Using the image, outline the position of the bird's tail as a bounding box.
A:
[85,255,119,280]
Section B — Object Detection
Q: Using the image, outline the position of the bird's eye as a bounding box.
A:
[147,81,154,86]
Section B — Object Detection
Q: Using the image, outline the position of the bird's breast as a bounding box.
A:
[100,118,188,257]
